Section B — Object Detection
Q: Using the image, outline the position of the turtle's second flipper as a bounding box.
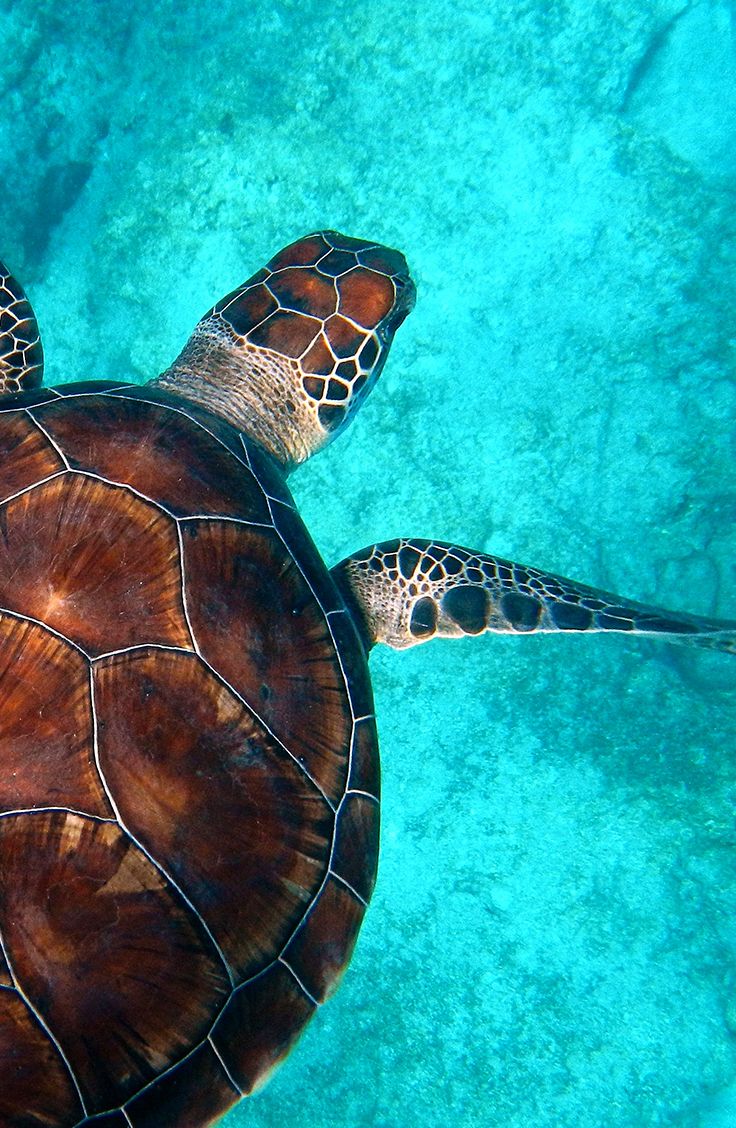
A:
[332,538,736,654]
[0,261,43,393]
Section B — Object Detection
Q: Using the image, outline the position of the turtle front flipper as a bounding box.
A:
[152,231,414,471]
[0,262,44,394]
[332,538,736,654]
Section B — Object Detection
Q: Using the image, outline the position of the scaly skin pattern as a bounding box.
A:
[333,538,736,652]
[0,260,44,393]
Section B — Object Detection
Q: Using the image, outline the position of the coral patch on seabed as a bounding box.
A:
[0,0,735,1125]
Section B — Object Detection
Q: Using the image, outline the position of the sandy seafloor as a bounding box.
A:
[2,1,736,1125]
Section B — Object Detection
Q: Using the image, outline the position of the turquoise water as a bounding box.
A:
[2,1,736,1125]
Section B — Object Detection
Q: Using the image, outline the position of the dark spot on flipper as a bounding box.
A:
[443,553,464,576]
[643,616,699,634]
[596,612,634,631]
[441,585,489,635]
[398,544,422,579]
[550,601,594,630]
[605,606,651,625]
[492,561,513,582]
[410,596,438,639]
[500,591,543,630]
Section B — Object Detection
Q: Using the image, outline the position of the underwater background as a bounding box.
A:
[1,0,735,1124]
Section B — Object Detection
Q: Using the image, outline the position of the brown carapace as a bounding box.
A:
[0,380,382,1126]
[0,232,733,1128]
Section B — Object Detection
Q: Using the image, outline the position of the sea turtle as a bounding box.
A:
[0,231,733,1127]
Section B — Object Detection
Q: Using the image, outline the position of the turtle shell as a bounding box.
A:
[0,381,379,1127]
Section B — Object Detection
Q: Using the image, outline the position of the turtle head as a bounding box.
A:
[153,231,415,471]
